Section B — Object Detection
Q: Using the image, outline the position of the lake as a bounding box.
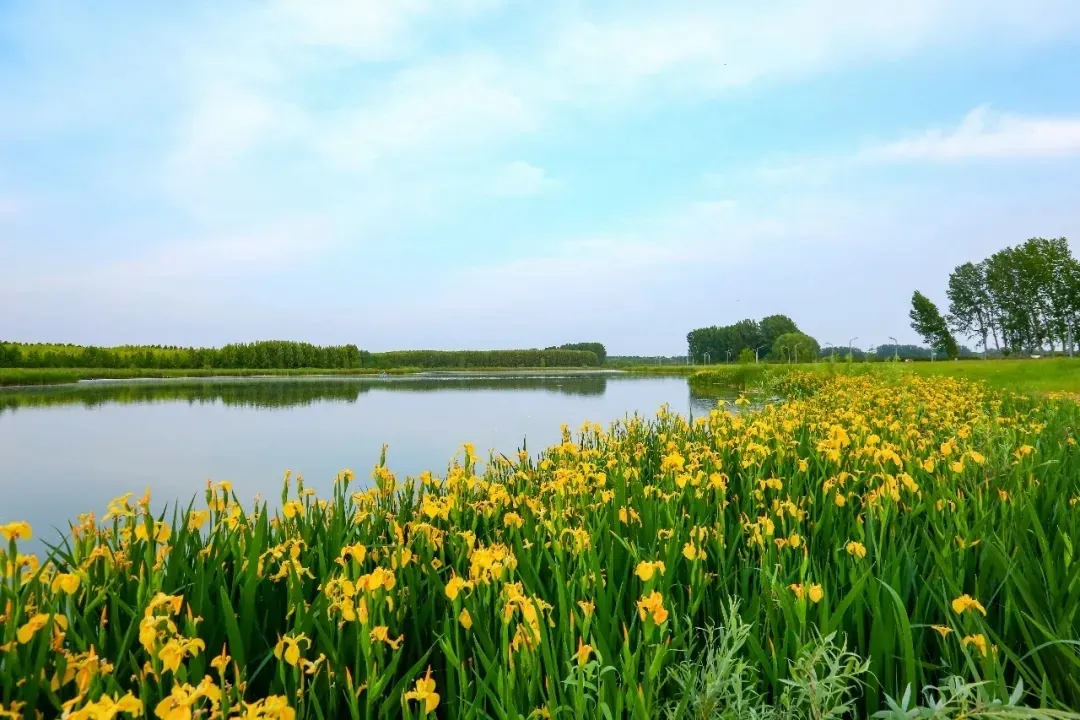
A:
[0,372,729,549]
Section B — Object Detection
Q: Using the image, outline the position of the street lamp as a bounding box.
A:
[755,344,768,363]
[848,336,859,361]
[888,336,898,362]
[725,350,732,363]
[703,351,710,365]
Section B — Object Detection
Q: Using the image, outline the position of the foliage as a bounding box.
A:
[687,315,800,363]
[943,237,1080,356]
[608,356,689,367]
[365,349,599,369]
[758,315,800,353]
[737,348,755,365]
[874,677,1080,719]
[947,262,995,359]
[2,375,1080,718]
[0,368,82,386]
[0,341,368,371]
[869,345,980,361]
[687,365,772,391]
[910,292,959,359]
[771,332,820,363]
[0,343,602,373]
[546,343,607,364]
[664,601,871,720]
[689,357,1080,395]
[0,367,402,387]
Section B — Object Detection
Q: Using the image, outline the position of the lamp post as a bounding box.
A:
[755,344,767,363]
[848,336,858,361]
[703,351,710,365]
[726,350,732,363]
[888,336,898,362]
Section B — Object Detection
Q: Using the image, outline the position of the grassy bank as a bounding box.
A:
[2,373,1078,717]
[618,365,698,376]
[905,357,1080,393]
[689,357,1080,394]
[0,367,630,389]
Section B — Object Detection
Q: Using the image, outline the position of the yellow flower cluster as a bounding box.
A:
[1,373,1076,716]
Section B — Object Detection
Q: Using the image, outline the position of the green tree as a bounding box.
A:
[758,314,799,355]
[546,343,607,364]
[947,261,995,357]
[910,291,958,359]
[772,332,820,364]
[737,347,754,364]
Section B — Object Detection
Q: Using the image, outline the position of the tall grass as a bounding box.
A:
[689,358,1080,395]
[0,368,81,386]
[1,374,1078,718]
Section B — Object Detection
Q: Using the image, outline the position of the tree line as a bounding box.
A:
[0,341,602,370]
[545,343,607,364]
[910,237,1079,358]
[0,341,369,370]
[687,315,820,363]
[819,344,979,362]
[363,349,600,369]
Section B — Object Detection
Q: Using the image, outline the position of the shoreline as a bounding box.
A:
[0,366,660,389]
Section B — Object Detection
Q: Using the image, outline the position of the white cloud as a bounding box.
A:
[166,0,1080,191]
[5,1,1080,350]
[270,0,501,59]
[491,161,554,197]
[864,105,1080,161]
[545,1,1080,104]
[317,55,535,171]
[167,83,285,182]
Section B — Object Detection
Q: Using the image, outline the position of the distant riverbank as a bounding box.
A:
[0,366,686,388]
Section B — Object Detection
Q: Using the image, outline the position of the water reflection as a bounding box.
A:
[0,373,735,549]
[0,374,620,413]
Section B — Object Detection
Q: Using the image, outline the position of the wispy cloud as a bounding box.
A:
[864,105,1080,161]
[546,1,1080,102]
[3,1,1080,349]
[490,161,554,197]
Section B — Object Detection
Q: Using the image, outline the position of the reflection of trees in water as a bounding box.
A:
[0,375,610,413]
[380,376,607,397]
[687,387,738,418]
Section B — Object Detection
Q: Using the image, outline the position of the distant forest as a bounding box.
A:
[0,341,604,370]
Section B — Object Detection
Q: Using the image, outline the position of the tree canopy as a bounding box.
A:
[687,314,801,363]
[945,237,1079,356]
[545,343,607,364]
[772,332,820,363]
[910,291,959,359]
[0,342,601,370]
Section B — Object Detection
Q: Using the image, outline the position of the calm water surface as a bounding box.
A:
[0,372,730,548]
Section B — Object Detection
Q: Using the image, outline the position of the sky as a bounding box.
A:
[2,1,1080,355]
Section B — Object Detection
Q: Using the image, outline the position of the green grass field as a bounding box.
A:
[688,358,1080,395]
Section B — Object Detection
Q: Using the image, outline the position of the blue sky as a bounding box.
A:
[2,1,1080,354]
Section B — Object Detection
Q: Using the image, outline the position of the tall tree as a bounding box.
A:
[946,261,995,357]
[759,314,799,354]
[910,291,958,360]
[1028,238,1076,353]
[1067,254,1080,356]
[985,247,1032,354]
[772,332,820,363]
